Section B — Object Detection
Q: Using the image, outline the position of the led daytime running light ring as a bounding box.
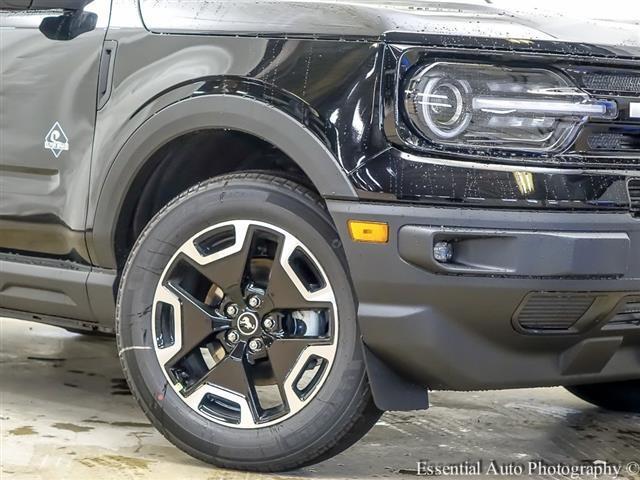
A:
[419,77,472,140]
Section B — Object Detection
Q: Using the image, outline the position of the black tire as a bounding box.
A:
[116,173,382,472]
[566,381,640,413]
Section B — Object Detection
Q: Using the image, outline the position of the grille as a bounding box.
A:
[630,179,640,217]
[515,294,596,332]
[606,300,640,329]
[564,66,640,160]
[587,132,640,152]
[582,73,640,95]
[568,67,640,95]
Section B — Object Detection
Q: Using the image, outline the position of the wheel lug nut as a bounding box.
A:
[247,295,262,309]
[226,330,240,344]
[263,316,276,332]
[225,303,239,318]
[248,338,264,353]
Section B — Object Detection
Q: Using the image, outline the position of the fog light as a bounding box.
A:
[433,241,453,263]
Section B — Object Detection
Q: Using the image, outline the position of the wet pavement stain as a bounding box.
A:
[77,455,152,471]
[111,421,153,428]
[27,356,66,363]
[68,369,98,377]
[8,426,36,436]
[82,418,110,425]
[52,423,94,433]
[128,431,155,453]
[111,378,132,395]
[81,419,152,428]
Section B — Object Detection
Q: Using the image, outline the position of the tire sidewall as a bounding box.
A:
[117,177,366,467]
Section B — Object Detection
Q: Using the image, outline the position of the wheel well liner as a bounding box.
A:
[89,94,358,269]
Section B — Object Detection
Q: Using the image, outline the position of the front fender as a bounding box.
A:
[88,93,357,269]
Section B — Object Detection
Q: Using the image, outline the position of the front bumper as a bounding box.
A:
[328,200,640,390]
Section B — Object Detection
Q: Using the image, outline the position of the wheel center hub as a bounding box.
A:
[237,312,260,336]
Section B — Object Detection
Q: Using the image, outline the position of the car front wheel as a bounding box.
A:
[116,173,381,471]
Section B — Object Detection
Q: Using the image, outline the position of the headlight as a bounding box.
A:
[403,62,618,153]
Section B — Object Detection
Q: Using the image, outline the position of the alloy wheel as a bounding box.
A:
[152,220,338,428]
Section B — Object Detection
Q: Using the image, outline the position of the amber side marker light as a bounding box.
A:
[348,220,389,244]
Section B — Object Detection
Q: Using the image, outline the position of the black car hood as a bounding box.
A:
[140,1,640,57]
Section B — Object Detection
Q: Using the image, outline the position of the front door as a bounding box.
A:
[0,0,112,263]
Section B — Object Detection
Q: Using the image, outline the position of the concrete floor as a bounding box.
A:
[1,317,639,480]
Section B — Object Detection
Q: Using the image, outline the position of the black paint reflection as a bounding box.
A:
[354,149,633,211]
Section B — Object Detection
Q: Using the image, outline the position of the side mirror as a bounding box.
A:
[0,0,31,9]
[0,0,93,10]
[39,9,97,40]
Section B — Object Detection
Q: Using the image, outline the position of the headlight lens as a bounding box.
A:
[404,62,618,153]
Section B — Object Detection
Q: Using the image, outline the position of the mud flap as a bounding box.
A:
[362,342,429,411]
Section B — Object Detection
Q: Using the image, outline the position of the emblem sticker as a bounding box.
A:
[44,122,69,158]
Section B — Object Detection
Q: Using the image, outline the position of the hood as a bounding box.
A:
[140,0,640,58]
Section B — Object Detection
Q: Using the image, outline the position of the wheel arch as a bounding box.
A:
[88,94,358,270]
[88,92,425,413]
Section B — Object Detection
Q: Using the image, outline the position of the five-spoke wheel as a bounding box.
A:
[117,174,381,471]
[153,220,338,428]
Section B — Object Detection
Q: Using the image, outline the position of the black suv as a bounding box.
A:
[1,0,639,472]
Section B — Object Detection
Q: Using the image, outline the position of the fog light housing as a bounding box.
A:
[433,241,454,263]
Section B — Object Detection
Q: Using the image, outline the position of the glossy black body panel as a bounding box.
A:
[0,0,637,270]
[139,1,640,58]
[1,0,640,393]
[362,44,640,206]
[0,1,111,262]
[353,148,636,209]
[87,33,382,199]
